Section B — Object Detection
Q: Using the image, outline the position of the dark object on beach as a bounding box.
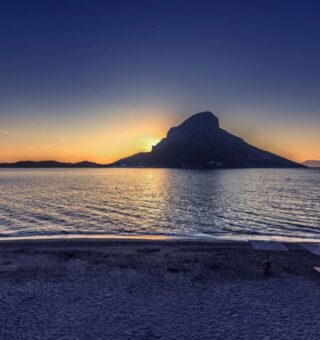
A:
[250,240,289,275]
[262,250,272,275]
[262,258,272,275]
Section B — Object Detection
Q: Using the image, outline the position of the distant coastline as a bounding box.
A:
[301,160,320,168]
[0,160,106,168]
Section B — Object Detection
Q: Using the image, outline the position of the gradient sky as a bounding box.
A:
[0,0,319,163]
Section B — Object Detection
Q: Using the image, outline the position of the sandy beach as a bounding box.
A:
[0,238,320,339]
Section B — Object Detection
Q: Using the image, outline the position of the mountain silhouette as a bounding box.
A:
[110,111,303,168]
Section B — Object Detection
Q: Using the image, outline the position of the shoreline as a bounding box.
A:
[1,232,320,244]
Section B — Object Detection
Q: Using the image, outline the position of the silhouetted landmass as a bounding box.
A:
[110,111,304,169]
[0,160,104,168]
[0,111,306,169]
[302,160,320,168]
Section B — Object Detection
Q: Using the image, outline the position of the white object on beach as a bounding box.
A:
[250,240,288,251]
[300,243,320,256]
[314,267,320,273]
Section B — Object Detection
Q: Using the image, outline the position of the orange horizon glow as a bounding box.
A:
[0,108,170,164]
[0,110,319,164]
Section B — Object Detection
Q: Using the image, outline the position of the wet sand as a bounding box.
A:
[0,238,320,339]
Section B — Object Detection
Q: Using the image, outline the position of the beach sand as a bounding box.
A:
[0,238,320,339]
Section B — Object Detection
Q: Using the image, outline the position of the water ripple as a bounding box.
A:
[0,168,319,240]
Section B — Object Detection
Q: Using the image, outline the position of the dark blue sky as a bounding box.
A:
[0,0,319,162]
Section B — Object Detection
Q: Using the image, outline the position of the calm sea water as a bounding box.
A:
[0,168,319,241]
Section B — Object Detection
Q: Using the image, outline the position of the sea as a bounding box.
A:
[0,168,319,241]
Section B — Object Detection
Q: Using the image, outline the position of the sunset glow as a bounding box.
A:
[141,137,162,152]
[0,109,319,164]
[0,1,319,165]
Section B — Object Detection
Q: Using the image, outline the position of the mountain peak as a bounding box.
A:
[189,110,215,118]
[181,111,219,128]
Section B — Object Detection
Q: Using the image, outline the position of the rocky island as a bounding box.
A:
[111,111,303,169]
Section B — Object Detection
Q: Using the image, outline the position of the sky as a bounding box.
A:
[0,0,319,163]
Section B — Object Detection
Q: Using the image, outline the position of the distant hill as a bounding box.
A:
[110,111,304,169]
[302,160,320,168]
[0,160,104,168]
